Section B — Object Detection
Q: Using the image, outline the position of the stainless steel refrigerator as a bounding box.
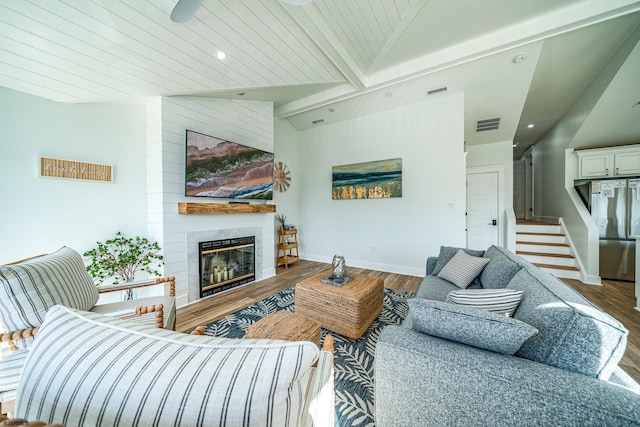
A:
[590,178,640,281]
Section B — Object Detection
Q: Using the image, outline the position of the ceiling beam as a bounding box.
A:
[277,0,640,119]
[366,0,429,76]
[281,3,366,90]
[369,0,640,87]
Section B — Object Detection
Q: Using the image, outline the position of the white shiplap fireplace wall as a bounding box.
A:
[146,96,276,308]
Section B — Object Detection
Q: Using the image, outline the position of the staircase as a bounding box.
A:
[516,221,581,280]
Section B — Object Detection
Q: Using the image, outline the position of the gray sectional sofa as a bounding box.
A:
[375,245,640,426]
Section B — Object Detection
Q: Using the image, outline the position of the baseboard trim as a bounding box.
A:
[262,267,276,279]
[580,274,602,285]
[177,295,189,308]
[301,253,423,277]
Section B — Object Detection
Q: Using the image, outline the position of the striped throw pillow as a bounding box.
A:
[0,247,99,348]
[16,305,319,427]
[437,249,491,288]
[446,289,524,317]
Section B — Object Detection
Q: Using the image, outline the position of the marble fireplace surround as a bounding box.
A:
[186,227,264,304]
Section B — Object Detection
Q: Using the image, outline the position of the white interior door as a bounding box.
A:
[467,172,499,250]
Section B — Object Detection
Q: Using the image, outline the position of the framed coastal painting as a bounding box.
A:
[332,158,402,200]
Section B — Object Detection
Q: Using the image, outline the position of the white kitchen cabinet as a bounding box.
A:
[577,145,640,178]
[578,153,613,178]
[614,151,640,176]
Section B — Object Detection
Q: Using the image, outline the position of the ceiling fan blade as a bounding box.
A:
[170,0,202,23]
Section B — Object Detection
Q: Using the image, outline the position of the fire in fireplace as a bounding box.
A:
[199,236,255,298]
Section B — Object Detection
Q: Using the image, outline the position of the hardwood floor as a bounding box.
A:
[176,260,640,383]
[176,260,423,333]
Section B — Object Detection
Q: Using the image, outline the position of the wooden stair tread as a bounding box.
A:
[516,220,557,225]
[517,251,574,259]
[516,232,564,237]
[533,263,579,271]
[516,241,569,247]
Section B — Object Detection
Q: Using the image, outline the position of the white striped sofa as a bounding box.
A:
[14,305,334,427]
[0,246,176,414]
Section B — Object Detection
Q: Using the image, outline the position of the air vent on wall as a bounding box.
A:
[312,118,324,125]
[427,87,447,96]
[476,117,500,132]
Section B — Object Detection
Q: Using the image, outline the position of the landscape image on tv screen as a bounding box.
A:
[185,130,274,200]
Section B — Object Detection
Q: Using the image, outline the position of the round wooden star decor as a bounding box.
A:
[273,161,291,192]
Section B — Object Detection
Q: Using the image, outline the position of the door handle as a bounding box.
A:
[489,220,497,226]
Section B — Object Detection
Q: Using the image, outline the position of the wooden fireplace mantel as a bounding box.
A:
[178,202,276,215]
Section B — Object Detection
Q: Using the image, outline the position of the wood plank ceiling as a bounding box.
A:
[1,0,639,150]
[0,0,345,102]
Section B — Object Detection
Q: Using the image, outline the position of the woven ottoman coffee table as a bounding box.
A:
[245,310,321,347]
[295,271,384,340]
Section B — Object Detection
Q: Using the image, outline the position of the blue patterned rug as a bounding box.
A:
[204,286,413,427]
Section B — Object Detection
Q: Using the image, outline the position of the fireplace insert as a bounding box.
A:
[199,236,255,298]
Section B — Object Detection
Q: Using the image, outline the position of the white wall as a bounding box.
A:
[297,94,466,277]
[273,118,301,253]
[0,86,147,263]
[148,96,276,307]
[466,140,514,248]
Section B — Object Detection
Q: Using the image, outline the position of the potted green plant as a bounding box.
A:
[83,232,163,286]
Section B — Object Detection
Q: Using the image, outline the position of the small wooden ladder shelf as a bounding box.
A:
[276,227,300,269]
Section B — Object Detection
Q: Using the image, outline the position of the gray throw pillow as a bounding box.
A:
[431,246,485,276]
[437,250,490,289]
[406,298,538,355]
[479,246,522,289]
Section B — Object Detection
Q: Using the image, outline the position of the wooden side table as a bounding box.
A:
[276,227,300,269]
[245,311,321,347]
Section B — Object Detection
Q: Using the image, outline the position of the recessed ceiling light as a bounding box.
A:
[527,124,534,128]
[216,51,226,60]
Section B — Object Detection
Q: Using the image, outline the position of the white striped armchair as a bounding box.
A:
[0,247,177,415]
[11,305,335,427]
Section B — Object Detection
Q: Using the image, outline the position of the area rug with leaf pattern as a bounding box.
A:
[203,286,414,427]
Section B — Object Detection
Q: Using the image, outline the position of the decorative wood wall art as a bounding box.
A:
[40,157,113,182]
[273,161,291,192]
[332,158,402,200]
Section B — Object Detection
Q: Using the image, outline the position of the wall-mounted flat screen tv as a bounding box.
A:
[185,130,274,200]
